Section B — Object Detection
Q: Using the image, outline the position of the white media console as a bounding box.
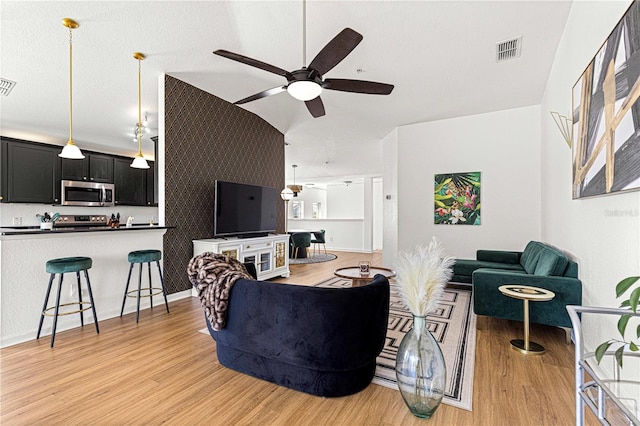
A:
[192,234,290,284]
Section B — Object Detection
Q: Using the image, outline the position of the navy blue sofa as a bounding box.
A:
[204,268,390,397]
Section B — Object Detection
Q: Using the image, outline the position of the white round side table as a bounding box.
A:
[498,284,555,355]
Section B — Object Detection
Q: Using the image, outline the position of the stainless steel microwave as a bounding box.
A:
[61,180,115,207]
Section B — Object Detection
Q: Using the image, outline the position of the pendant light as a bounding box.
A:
[287,164,303,197]
[58,18,85,159]
[130,52,149,169]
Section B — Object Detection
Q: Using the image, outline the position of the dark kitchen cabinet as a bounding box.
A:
[62,154,114,183]
[146,160,157,206]
[114,158,147,206]
[0,137,61,204]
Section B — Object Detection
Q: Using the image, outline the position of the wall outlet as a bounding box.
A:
[12,217,22,226]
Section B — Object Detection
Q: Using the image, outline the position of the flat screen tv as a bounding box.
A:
[214,180,278,238]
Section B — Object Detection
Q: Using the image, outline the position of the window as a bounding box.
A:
[312,202,321,219]
[292,200,304,218]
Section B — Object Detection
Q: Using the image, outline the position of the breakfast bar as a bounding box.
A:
[0,225,175,347]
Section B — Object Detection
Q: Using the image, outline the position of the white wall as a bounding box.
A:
[382,128,399,266]
[540,0,639,374]
[288,219,367,252]
[326,182,364,218]
[395,105,542,259]
[373,178,383,250]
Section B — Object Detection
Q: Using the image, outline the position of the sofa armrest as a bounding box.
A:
[472,268,582,328]
[476,250,521,264]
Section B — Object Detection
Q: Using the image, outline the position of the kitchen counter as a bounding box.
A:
[0,224,174,236]
[0,224,181,348]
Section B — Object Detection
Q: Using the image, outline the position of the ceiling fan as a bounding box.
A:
[213,27,394,118]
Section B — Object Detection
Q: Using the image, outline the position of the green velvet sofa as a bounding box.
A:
[452,241,582,329]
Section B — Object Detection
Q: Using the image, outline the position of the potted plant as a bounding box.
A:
[595,276,640,367]
[394,237,455,419]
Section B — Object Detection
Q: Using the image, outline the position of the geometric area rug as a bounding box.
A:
[314,277,476,411]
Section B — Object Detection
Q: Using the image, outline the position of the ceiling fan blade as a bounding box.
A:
[323,78,394,95]
[214,49,291,77]
[308,28,363,75]
[234,86,287,105]
[305,97,325,118]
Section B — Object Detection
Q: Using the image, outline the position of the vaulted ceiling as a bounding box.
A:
[1,1,572,185]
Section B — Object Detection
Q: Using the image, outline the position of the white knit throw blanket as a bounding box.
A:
[187,252,252,331]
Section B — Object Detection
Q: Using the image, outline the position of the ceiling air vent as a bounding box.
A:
[0,78,17,96]
[496,36,522,62]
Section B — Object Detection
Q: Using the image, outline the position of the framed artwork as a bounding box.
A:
[434,171,481,225]
[572,1,640,199]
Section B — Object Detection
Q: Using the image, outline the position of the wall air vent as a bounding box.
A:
[0,78,17,96]
[496,36,522,62]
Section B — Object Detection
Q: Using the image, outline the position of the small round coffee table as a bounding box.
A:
[334,266,396,287]
[498,284,555,355]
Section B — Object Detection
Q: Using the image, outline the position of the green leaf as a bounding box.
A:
[630,342,639,352]
[434,194,452,201]
[434,200,445,208]
[618,314,632,337]
[630,287,640,312]
[620,299,631,308]
[615,345,625,368]
[595,341,613,364]
[616,276,640,298]
[637,324,640,339]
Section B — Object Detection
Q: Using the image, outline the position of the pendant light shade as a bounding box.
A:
[287,164,303,196]
[59,142,84,159]
[59,18,85,160]
[131,52,149,169]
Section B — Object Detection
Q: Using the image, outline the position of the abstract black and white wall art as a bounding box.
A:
[572,0,640,199]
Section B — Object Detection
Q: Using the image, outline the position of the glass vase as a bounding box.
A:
[395,315,446,419]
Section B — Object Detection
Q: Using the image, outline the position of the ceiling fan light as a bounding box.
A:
[130,154,150,169]
[287,80,322,101]
[59,141,85,159]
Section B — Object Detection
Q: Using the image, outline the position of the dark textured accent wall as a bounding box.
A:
[163,75,285,294]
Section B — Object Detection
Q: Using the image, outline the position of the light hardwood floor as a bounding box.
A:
[1,251,597,425]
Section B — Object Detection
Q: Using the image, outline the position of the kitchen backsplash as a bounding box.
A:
[0,203,159,227]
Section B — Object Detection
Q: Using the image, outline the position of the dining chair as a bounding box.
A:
[311,230,327,257]
[290,232,311,259]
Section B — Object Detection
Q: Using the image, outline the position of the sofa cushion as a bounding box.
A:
[476,250,520,264]
[520,241,543,274]
[533,246,568,276]
[519,241,569,276]
[454,259,525,277]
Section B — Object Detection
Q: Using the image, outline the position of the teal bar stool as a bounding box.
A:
[120,249,170,323]
[37,256,99,348]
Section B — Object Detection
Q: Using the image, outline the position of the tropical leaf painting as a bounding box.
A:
[434,171,481,225]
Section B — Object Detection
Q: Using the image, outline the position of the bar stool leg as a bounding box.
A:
[84,270,100,334]
[76,271,84,327]
[120,263,134,317]
[147,262,153,309]
[37,273,55,340]
[156,260,170,314]
[50,274,65,348]
[136,263,143,323]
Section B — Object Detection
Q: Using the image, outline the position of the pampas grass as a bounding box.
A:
[395,237,455,317]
